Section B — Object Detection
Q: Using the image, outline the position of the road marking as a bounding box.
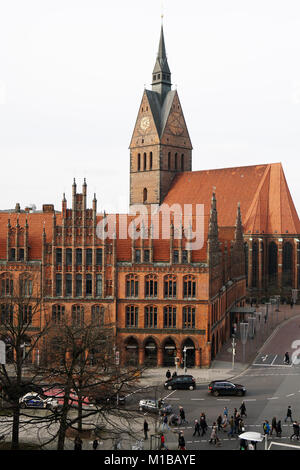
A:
[267,397,279,400]
[271,355,278,365]
[286,393,295,397]
[217,399,230,401]
[243,399,256,402]
[191,398,205,401]
[261,355,268,362]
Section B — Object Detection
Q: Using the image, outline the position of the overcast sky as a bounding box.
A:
[0,0,300,216]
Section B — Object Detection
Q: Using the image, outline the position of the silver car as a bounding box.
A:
[19,392,58,410]
[138,398,172,415]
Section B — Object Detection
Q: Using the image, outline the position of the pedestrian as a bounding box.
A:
[228,416,235,438]
[74,435,83,451]
[284,352,290,365]
[233,408,238,418]
[178,431,186,450]
[53,405,59,423]
[143,419,149,440]
[290,300,294,309]
[160,432,167,450]
[200,415,207,436]
[179,406,187,425]
[276,420,282,437]
[172,371,177,378]
[285,405,293,423]
[162,413,169,431]
[222,414,228,431]
[234,414,240,435]
[193,419,200,437]
[270,417,277,436]
[238,418,245,433]
[209,422,220,446]
[92,439,99,450]
[263,420,270,435]
[166,369,171,380]
[290,421,300,441]
[240,401,247,418]
[217,414,223,431]
[223,406,228,419]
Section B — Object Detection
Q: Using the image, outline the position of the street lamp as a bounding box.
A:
[231,335,236,370]
[183,347,187,375]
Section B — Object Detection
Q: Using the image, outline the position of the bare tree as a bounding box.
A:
[0,271,51,450]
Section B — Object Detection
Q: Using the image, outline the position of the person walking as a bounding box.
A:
[284,352,290,365]
[276,420,282,437]
[290,421,300,441]
[228,416,235,438]
[160,433,167,450]
[200,415,207,436]
[172,371,177,378]
[217,414,223,431]
[238,418,245,433]
[92,439,99,450]
[239,401,247,418]
[143,419,149,440]
[234,414,240,435]
[193,419,200,437]
[166,369,171,380]
[285,405,293,423]
[209,423,220,446]
[162,413,170,431]
[178,432,186,450]
[270,417,277,436]
[179,406,187,425]
[223,406,228,419]
[263,420,270,436]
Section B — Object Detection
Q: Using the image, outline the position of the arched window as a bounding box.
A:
[143,153,147,171]
[126,274,139,297]
[283,242,293,287]
[183,275,196,298]
[244,242,248,287]
[19,275,32,297]
[72,305,84,326]
[183,306,196,328]
[0,274,13,296]
[144,306,157,328]
[125,305,138,327]
[252,241,258,287]
[0,304,13,325]
[268,242,278,285]
[168,152,171,170]
[19,305,32,325]
[164,275,177,298]
[143,188,147,203]
[174,153,178,170]
[52,305,65,324]
[163,306,176,328]
[181,154,184,171]
[145,274,158,298]
[149,152,153,170]
[137,153,141,171]
[91,305,104,326]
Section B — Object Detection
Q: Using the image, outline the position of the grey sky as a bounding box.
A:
[0,0,299,215]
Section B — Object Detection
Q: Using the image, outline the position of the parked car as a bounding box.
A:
[138,398,172,415]
[164,375,196,390]
[208,380,246,397]
[42,388,94,408]
[19,392,58,410]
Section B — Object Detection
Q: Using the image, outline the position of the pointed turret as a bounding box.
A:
[152,23,172,103]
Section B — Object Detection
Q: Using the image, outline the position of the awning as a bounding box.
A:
[238,432,263,442]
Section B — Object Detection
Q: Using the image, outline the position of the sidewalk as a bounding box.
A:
[136,303,300,388]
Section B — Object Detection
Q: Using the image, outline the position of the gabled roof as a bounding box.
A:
[163,163,300,235]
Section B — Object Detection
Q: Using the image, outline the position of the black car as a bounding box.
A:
[164,375,196,390]
[208,380,246,397]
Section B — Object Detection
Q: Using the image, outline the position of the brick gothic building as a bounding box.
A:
[0,26,299,368]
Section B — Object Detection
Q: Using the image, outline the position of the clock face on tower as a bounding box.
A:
[168,111,184,136]
[140,116,150,131]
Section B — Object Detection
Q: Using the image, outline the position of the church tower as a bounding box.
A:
[129,23,193,209]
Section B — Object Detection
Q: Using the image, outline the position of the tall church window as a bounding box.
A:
[126,274,139,297]
[283,242,293,287]
[181,154,184,171]
[144,306,157,328]
[174,153,178,170]
[137,153,141,171]
[252,241,258,288]
[268,242,278,285]
[183,275,196,298]
[149,152,153,170]
[125,305,138,327]
[163,306,176,328]
[183,306,195,329]
[164,275,177,298]
[168,152,171,170]
[143,188,147,203]
[143,153,147,170]
[244,242,248,287]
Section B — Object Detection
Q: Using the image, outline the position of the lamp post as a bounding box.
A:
[231,336,236,370]
[183,347,187,375]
